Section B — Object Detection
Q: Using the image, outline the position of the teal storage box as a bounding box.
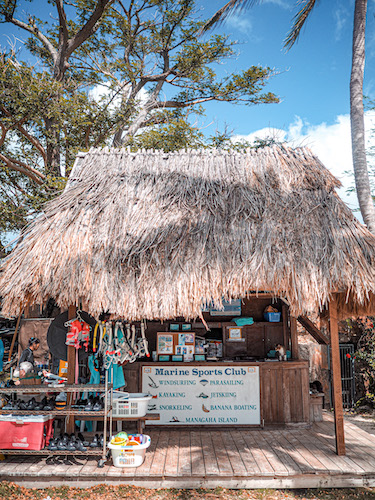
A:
[172,355,183,361]
[264,312,281,322]
[233,317,254,326]
[158,355,170,361]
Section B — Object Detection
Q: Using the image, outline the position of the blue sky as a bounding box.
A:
[1,0,375,215]
[201,0,370,134]
[198,0,375,215]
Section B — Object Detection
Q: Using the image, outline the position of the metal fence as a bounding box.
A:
[328,343,355,409]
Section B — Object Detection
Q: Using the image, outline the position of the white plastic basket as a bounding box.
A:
[108,434,151,467]
[112,392,152,417]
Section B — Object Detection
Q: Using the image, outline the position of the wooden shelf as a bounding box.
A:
[0,408,110,417]
[0,448,105,456]
[0,384,110,394]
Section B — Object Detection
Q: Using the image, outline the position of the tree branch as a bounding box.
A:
[8,16,58,62]
[55,0,70,44]
[67,0,115,56]
[0,153,45,184]
[0,105,47,162]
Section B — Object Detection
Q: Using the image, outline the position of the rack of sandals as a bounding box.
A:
[0,381,113,467]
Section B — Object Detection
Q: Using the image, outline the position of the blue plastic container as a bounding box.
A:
[264,312,281,322]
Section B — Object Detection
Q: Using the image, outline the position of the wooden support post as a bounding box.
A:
[66,305,76,433]
[329,295,346,456]
[290,315,299,360]
[8,313,22,362]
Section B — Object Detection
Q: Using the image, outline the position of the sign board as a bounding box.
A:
[142,365,260,425]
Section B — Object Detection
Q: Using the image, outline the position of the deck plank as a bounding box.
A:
[290,428,348,474]
[342,420,375,462]
[149,430,169,477]
[275,430,314,473]
[282,429,328,471]
[314,421,373,473]
[78,458,101,476]
[190,430,204,477]
[210,429,233,476]
[201,431,220,476]
[242,430,275,476]
[230,430,260,475]
[220,430,247,477]
[177,430,192,477]
[312,421,368,473]
[255,431,289,476]
[164,430,180,476]
[266,430,303,475]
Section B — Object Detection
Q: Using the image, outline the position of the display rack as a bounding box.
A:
[0,380,113,467]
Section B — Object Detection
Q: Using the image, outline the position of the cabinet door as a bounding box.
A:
[246,324,265,358]
[223,326,247,358]
[264,323,284,354]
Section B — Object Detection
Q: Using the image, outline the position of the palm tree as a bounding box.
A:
[204,0,375,233]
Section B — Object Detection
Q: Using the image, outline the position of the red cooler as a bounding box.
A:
[0,414,54,450]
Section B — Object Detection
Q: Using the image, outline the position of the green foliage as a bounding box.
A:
[0,0,280,244]
[354,317,375,407]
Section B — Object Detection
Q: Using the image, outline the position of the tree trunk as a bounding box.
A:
[45,117,61,176]
[350,0,375,233]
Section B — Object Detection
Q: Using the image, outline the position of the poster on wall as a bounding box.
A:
[157,335,173,354]
[209,299,241,316]
[142,365,260,425]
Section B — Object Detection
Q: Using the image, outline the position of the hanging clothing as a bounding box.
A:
[107,362,126,390]
[88,354,100,385]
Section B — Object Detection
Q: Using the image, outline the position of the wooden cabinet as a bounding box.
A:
[223,322,286,359]
[260,362,310,424]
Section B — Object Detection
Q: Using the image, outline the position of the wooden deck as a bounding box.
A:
[1,412,375,489]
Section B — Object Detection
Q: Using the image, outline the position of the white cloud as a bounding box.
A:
[334,6,349,42]
[226,14,253,35]
[89,82,149,110]
[232,110,375,221]
[263,0,291,8]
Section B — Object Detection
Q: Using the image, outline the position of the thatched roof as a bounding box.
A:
[1,145,375,320]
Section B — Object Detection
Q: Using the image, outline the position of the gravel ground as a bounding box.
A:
[1,483,375,500]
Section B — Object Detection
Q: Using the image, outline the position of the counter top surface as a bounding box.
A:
[131,360,308,366]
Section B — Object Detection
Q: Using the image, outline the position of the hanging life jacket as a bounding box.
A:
[65,320,82,349]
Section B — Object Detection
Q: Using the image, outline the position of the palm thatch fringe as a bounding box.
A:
[1,145,375,320]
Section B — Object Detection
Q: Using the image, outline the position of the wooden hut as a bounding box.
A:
[1,145,375,455]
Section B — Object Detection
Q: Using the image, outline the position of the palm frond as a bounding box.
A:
[284,0,319,51]
[201,0,260,33]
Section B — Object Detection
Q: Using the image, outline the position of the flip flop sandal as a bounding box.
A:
[84,398,95,411]
[93,401,103,411]
[78,433,89,447]
[75,440,87,452]
[66,439,76,452]
[90,434,99,448]
[57,440,68,451]
[27,397,37,410]
[48,439,58,451]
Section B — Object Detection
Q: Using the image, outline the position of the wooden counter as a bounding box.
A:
[123,360,310,425]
